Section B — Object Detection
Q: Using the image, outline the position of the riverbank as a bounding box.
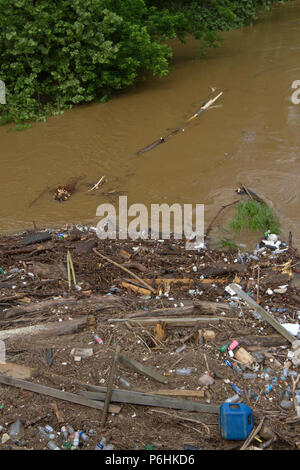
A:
[0,225,300,450]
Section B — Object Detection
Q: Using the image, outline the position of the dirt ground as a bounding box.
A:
[0,226,300,450]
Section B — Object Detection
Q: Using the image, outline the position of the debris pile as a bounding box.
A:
[0,225,300,450]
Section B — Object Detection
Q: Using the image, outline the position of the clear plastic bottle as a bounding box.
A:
[72,431,80,448]
[280,367,289,381]
[242,373,257,380]
[38,426,49,439]
[175,367,196,376]
[175,345,187,354]
[9,420,24,440]
[61,426,68,440]
[119,377,131,388]
[95,437,107,450]
[47,441,60,450]
[225,394,240,403]
[79,431,89,442]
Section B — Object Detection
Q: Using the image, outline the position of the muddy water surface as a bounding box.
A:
[1,1,300,247]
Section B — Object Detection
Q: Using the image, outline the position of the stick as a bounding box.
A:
[108,316,239,327]
[205,200,239,238]
[89,175,105,191]
[240,417,265,450]
[149,409,211,434]
[93,248,156,294]
[101,346,120,428]
[228,284,296,343]
[186,91,223,122]
[0,374,120,413]
[109,350,168,384]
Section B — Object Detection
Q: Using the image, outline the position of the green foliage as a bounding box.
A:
[0,0,292,124]
[229,200,280,234]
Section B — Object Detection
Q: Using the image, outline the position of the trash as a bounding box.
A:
[219,403,253,440]
[94,335,104,346]
[9,420,24,440]
[95,437,107,450]
[47,441,60,450]
[199,373,214,386]
[282,323,300,337]
[119,377,131,388]
[225,394,240,403]
[234,347,254,366]
[175,367,196,376]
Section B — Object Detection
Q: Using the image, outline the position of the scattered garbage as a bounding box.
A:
[0,224,299,450]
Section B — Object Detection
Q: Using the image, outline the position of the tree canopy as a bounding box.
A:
[0,0,290,125]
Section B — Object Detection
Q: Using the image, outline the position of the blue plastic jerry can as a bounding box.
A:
[219,403,253,440]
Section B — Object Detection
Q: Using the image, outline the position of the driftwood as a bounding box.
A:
[200,263,248,277]
[80,385,219,414]
[0,362,36,380]
[0,317,94,341]
[229,284,296,343]
[93,248,156,294]
[108,316,238,327]
[3,294,122,319]
[125,300,234,319]
[100,346,120,428]
[110,351,168,385]
[0,374,121,413]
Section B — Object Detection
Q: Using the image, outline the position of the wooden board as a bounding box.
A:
[0,374,120,413]
[80,385,219,414]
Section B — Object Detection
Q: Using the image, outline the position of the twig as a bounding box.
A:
[89,175,105,192]
[101,345,120,428]
[93,248,156,294]
[148,409,210,435]
[240,417,265,450]
[205,200,240,239]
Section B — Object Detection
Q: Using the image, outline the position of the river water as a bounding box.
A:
[1,1,300,248]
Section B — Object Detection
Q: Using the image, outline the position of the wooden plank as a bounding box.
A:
[151,389,205,399]
[229,284,296,344]
[0,374,120,413]
[79,386,219,414]
[0,362,35,380]
[126,301,233,319]
[101,345,120,427]
[108,317,238,327]
[111,351,168,384]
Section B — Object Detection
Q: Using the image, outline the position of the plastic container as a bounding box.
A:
[175,367,196,376]
[9,421,24,440]
[47,441,60,450]
[95,437,106,450]
[225,394,240,403]
[219,403,253,440]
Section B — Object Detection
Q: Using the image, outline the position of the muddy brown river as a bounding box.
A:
[1,1,300,248]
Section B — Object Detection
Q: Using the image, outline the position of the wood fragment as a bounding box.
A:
[0,362,36,380]
[109,350,168,384]
[93,248,156,293]
[80,385,218,413]
[228,284,296,343]
[121,281,151,296]
[0,374,121,412]
[101,346,120,428]
[108,317,238,327]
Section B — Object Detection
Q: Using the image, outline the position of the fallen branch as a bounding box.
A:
[100,345,120,428]
[93,248,156,294]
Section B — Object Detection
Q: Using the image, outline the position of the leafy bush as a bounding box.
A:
[0,0,292,124]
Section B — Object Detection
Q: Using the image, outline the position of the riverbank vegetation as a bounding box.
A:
[0,0,292,125]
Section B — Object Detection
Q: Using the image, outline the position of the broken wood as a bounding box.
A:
[109,351,168,384]
[101,346,120,428]
[0,317,93,341]
[151,389,205,399]
[4,294,122,319]
[229,284,296,343]
[121,281,151,296]
[108,316,238,327]
[0,374,121,413]
[200,263,248,277]
[0,362,36,380]
[93,248,156,294]
[80,385,218,413]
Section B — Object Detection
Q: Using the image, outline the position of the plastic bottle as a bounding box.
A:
[280,367,289,381]
[175,345,187,354]
[79,431,89,442]
[243,373,257,380]
[263,384,273,395]
[175,367,196,376]
[95,437,107,450]
[94,335,104,346]
[228,383,243,395]
[119,377,131,388]
[61,426,68,440]
[283,386,291,401]
[232,364,243,375]
[67,424,74,434]
[72,431,80,448]
[45,425,54,433]
[9,420,24,440]
[47,441,60,450]
[225,394,240,403]
[38,426,49,439]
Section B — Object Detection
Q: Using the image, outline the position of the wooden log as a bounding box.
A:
[121,281,151,296]
[4,294,122,319]
[80,385,219,414]
[0,374,121,413]
[108,317,238,327]
[0,317,92,341]
[126,301,234,319]
[200,263,248,277]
